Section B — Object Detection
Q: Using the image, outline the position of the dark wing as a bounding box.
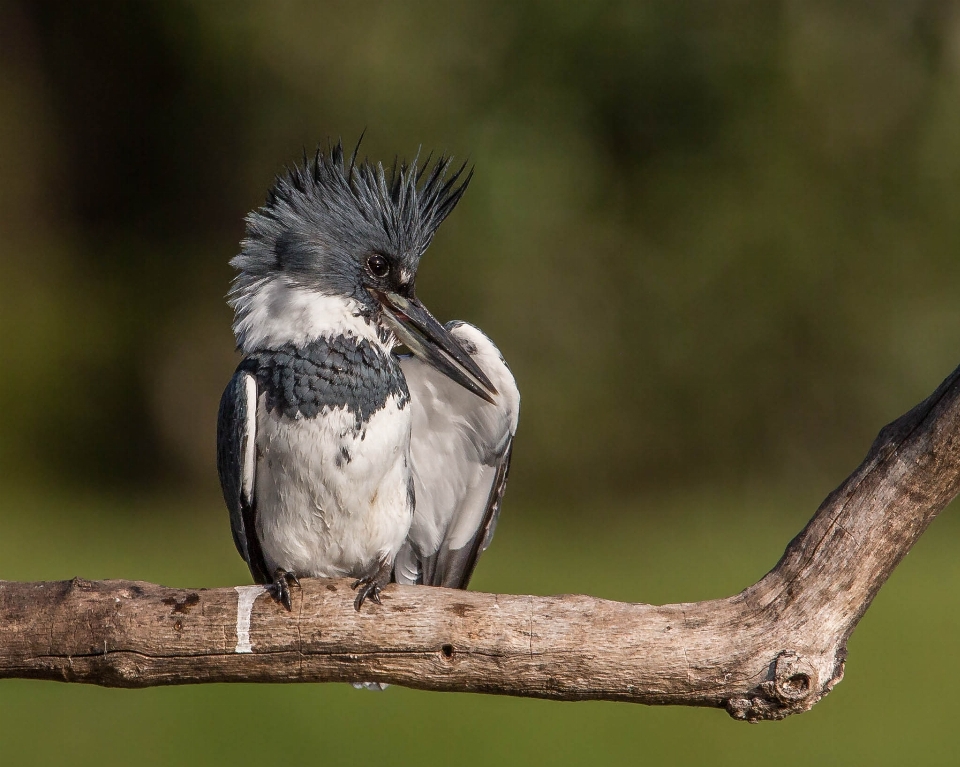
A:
[216,369,269,584]
[394,322,520,589]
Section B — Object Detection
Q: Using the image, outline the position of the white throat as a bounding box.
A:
[231,275,389,352]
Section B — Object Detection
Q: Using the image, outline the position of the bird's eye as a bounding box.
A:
[367,254,390,278]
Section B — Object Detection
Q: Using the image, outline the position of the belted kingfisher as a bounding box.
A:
[216,142,519,611]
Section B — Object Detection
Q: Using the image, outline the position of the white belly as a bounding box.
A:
[254,393,413,579]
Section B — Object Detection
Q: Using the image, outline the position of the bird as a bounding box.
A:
[216,141,519,612]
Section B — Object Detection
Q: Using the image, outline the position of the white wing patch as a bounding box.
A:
[241,372,258,504]
[400,321,519,587]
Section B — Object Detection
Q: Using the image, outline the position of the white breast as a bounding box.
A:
[254,392,413,579]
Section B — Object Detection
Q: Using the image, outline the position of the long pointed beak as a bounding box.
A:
[373,290,497,403]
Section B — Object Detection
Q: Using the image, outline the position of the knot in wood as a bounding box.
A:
[725,651,819,723]
[769,651,815,704]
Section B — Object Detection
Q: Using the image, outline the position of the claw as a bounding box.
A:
[270,568,301,611]
[351,579,382,611]
[351,558,392,611]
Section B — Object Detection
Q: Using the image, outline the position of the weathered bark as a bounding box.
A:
[2,365,960,722]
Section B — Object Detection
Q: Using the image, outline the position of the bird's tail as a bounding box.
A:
[352,682,390,691]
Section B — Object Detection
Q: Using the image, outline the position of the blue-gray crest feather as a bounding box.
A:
[229,140,472,308]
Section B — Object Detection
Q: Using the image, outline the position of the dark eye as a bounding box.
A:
[367,254,389,278]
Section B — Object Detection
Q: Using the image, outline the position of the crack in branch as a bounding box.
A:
[528,596,534,658]
[679,603,693,685]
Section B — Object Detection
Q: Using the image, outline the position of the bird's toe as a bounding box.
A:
[351,558,393,611]
[351,579,382,611]
[271,568,301,611]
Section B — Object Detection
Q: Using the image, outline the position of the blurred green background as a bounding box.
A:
[1,1,959,764]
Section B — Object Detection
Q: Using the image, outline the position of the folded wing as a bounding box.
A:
[394,322,520,589]
[216,370,269,583]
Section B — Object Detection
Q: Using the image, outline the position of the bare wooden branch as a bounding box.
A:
[2,365,960,721]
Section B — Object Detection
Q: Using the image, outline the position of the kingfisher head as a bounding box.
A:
[229,140,496,402]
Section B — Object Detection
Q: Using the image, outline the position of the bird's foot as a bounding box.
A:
[351,558,393,611]
[270,568,301,611]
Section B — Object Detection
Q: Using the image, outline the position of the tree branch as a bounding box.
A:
[3,365,960,722]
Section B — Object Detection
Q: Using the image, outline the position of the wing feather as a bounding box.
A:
[217,369,269,584]
[396,322,519,589]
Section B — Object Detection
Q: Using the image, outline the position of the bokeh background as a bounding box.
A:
[2,1,960,764]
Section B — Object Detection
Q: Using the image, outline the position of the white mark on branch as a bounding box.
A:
[234,585,266,653]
